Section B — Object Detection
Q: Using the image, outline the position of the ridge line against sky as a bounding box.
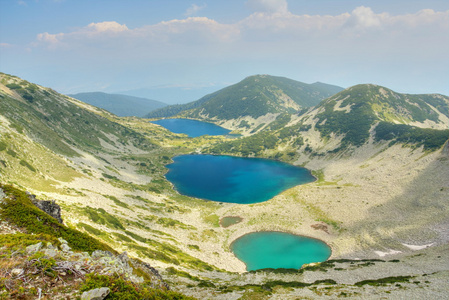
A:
[1,0,448,103]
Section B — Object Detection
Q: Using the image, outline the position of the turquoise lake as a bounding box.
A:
[165,155,315,204]
[151,118,231,137]
[232,231,331,271]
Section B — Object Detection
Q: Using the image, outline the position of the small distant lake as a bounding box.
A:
[151,118,231,137]
[220,216,243,228]
[165,155,315,204]
[231,231,331,271]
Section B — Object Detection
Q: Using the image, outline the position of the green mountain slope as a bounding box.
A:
[205,84,449,157]
[0,73,155,157]
[0,184,193,299]
[145,75,343,120]
[313,84,449,149]
[68,92,167,117]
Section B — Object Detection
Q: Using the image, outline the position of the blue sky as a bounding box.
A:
[1,0,448,103]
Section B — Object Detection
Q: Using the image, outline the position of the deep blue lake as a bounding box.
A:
[165,155,315,204]
[232,231,331,271]
[151,118,231,137]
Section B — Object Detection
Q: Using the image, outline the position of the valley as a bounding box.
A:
[0,72,448,299]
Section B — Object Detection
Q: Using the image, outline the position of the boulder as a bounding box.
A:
[11,268,23,276]
[80,287,110,300]
[26,242,43,254]
[31,198,64,224]
[26,192,63,224]
[92,250,114,259]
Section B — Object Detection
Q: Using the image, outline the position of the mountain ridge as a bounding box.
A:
[145,74,344,120]
[68,91,167,117]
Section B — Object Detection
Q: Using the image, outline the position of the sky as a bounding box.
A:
[1,0,448,103]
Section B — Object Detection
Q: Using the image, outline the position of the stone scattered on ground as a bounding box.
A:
[81,287,110,300]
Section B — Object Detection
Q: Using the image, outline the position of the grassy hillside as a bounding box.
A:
[1,74,449,299]
[205,84,449,157]
[313,84,449,149]
[0,184,194,299]
[0,73,155,157]
[145,75,343,120]
[69,92,167,117]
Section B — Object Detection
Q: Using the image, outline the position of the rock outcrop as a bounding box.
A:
[26,191,64,224]
[81,287,110,300]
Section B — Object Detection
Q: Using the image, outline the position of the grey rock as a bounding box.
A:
[92,250,114,259]
[58,237,68,244]
[118,251,130,268]
[80,287,110,300]
[46,242,57,250]
[70,252,90,260]
[43,248,59,258]
[11,268,23,276]
[129,274,144,284]
[26,242,42,254]
[61,243,72,252]
[31,198,64,224]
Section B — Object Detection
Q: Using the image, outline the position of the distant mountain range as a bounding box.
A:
[116,85,222,105]
[145,75,344,119]
[68,92,167,117]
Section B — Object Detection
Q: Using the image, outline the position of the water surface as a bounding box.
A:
[232,231,331,271]
[165,155,315,204]
[220,216,243,228]
[151,118,231,137]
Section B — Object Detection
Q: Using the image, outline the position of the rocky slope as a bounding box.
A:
[1,73,448,299]
[0,184,192,299]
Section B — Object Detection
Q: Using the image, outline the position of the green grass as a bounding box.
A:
[0,233,59,252]
[81,206,125,230]
[202,214,220,227]
[104,195,130,209]
[81,273,195,300]
[0,184,114,254]
[354,276,413,286]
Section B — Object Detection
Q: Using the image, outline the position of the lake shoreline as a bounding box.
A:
[230,230,332,271]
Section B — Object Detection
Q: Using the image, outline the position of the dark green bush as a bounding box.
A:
[0,184,114,254]
[375,122,449,150]
[354,276,413,286]
[81,274,195,299]
[6,83,21,90]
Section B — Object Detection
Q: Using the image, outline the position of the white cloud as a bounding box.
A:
[185,3,206,16]
[36,32,65,49]
[346,6,384,29]
[32,7,449,66]
[0,43,13,48]
[86,21,129,33]
[246,0,288,14]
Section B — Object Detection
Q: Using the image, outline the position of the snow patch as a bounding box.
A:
[374,249,402,257]
[402,243,434,250]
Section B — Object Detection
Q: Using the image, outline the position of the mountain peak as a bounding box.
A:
[146,75,344,119]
